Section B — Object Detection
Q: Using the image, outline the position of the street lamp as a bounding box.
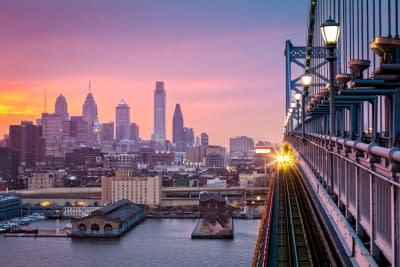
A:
[295,93,301,130]
[321,17,340,137]
[255,146,272,188]
[302,74,312,138]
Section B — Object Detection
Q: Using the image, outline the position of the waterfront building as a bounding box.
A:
[0,194,20,220]
[101,171,161,206]
[129,122,139,141]
[9,121,46,168]
[116,99,130,141]
[153,81,166,146]
[55,94,69,121]
[201,133,209,146]
[70,199,145,237]
[0,147,18,189]
[63,206,101,218]
[191,192,233,239]
[172,104,185,151]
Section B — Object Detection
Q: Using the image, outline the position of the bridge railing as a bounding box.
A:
[286,133,399,266]
[252,172,276,267]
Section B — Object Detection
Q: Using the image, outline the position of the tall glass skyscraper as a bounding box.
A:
[153,81,166,145]
[82,90,98,146]
[172,104,185,151]
[116,99,130,141]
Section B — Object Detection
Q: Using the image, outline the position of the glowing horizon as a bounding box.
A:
[0,0,309,147]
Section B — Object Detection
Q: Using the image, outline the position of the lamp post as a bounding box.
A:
[290,103,296,132]
[255,146,271,188]
[295,93,301,131]
[321,17,340,137]
[301,74,312,138]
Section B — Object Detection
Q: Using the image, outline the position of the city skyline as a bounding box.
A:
[0,0,308,147]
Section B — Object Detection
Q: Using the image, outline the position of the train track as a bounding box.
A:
[277,164,339,267]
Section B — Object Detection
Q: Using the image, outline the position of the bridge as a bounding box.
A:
[254,0,399,266]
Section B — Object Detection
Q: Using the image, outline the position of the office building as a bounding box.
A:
[101,122,114,142]
[129,122,139,141]
[82,91,99,146]
[205,146,226,168]
[116,99,130,141]
[41,112,63,157]
[9,121,46,167]
[0,194,20,220]
[0,148,18,189]
[55,94,69,121]
[172,104,185,151]
[184,127,195,147]
[28,172,53,190]
[201,133,209,146]
[229,136,254,154]
[101,171,161,206]
[153,81,166,146]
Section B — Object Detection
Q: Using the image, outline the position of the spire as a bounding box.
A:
[89,81,91,93]
[44,88,47,113]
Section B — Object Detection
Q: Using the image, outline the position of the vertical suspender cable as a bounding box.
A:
[379,0,382,36]
[388,0,392,37]
[357,0,360,59]
[396,0,399,38]
[361,0,364,59]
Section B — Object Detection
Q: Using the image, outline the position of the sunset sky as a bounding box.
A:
[0,0,308,147]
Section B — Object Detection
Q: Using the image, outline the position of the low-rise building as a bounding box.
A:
[63,206,101,218]
[28,172,53,190]
[70,199,144,238]
[101,171,161,206]
[0,194,20,220]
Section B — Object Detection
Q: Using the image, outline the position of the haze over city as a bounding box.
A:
[0,0,308,146]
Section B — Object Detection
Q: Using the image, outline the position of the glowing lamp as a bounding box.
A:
[295,93,301,101]
[320,18,340,47]
[302,74,312,88]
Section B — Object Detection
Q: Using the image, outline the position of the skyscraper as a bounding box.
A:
[55,94,69,121]
[41,112,63,156]
[201,132,209,146]
[130,122,139,141]
[82,86,99,146]
[115,99,130,141]
[101,122,114,142]
[9,121,46,167]
[184,127,195,147]
[172,104,184,143]
[153,81,166,145]
[172,104,185,152]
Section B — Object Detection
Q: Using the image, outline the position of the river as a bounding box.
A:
[0,218,260,267]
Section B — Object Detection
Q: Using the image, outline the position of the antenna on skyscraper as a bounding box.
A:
[44,88,47,113]
[89,81,91,93]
